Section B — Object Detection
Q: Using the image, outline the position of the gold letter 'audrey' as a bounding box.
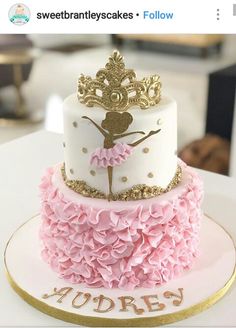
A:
[78,50,161,112]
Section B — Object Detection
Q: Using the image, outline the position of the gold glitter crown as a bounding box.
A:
[78,50,161,112]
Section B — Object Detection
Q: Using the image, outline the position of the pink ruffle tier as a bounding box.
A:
[39,161,203,290]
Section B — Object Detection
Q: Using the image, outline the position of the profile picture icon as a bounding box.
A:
[9,3,30,25]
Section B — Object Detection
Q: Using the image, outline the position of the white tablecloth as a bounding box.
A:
[0,130,236,327]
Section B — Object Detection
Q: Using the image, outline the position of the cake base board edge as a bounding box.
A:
[4,214,236,327]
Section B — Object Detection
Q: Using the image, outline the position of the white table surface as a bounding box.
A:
[0,130,236,327]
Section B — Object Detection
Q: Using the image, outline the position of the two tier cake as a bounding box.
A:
[39,51,203,290]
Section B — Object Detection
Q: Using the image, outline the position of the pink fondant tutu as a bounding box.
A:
[90,143,133,168]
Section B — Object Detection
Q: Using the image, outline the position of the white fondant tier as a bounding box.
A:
[63,93,177,195]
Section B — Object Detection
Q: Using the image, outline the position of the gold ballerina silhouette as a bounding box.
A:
[82,112,161,200]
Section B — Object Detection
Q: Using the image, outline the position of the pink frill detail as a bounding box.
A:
[39,161,203,290]
[90,143,133,168]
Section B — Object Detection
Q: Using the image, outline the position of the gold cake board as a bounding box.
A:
[4,215,236,327]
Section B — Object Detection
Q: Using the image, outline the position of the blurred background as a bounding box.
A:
[0,34,235,176]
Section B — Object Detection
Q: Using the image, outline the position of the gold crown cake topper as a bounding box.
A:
[78,50,161,112]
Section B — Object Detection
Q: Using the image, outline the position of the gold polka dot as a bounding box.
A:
[63,142,66,148]
[90,170,96,176]
[73,121,78,128]
[157,118,163,125]
[121,176,128,182]
[148,172,154,178]
[82,147,88,153]
[70,168,74,174]
[143,147,149,153]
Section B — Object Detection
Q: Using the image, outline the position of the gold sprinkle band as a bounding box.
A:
[61,164,182,201]
[62,164,105,199]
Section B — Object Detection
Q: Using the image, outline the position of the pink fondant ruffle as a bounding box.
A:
[39,162,203,290]
[90,143,133,168]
